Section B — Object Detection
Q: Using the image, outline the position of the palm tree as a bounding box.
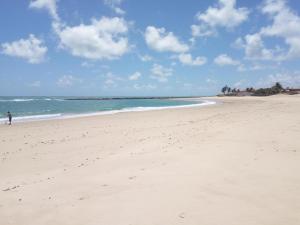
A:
[274,82,283,90]
[221,85,228,95]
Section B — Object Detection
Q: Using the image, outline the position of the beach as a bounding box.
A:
[0,94,300,225]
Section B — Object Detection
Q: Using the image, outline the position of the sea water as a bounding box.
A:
[0,96,215,123]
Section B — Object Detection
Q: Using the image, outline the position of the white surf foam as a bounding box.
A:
[0,99,216,124]
[0,113,62,123]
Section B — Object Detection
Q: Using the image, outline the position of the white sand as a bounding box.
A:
[0,95,300,225]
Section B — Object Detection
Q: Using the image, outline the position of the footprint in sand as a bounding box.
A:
[2,185,20,192]
[178,212,185,219]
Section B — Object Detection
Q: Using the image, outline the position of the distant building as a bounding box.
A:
[285,88,300,95]
[235,91,253,96]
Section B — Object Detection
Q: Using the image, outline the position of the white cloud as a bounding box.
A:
[236,33,280,60]
[238,0,300,61]
[191,24,216,37]
[104,0,125,15]
[104,0,123,4]
[1,34,47,64]
[139,54,153,62]
[105,72,123,81]
[206,78,218,85]
[197,0,249,28]
[104,79,117,87]
[145,26,189,53]
[55,17,129,60]
[29,0,59,21]
[128,72,141,80]
[214,54,240,66]
[102,72,124,88]
[237,63,278,72]
[257,72,300,88]
[192,0,249,37]
[232,37,245,49]
[150,64,173,82]
[260,0,300,58]
[114,7,125,15]
[29,1,131,61]
[57,75,82,87]
[178,53,207,66]
[81,61,94,68]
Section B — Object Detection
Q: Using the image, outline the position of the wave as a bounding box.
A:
[0,100,216,123]
[0,98,35,102]
[0,114,62,123]
[0,98,65,102]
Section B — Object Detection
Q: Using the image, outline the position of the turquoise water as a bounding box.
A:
[0,96,211,122]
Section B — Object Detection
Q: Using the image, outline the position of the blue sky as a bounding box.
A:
[1,0,300,96]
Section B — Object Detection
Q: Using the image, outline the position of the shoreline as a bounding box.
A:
[1,94,300,225]
[0,98,217,124]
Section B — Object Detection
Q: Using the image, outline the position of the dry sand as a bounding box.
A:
[0,95,300,225]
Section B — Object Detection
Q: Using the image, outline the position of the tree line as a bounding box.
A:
[221,82,284,96]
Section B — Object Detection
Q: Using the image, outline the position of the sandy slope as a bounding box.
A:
[0,95,300,225]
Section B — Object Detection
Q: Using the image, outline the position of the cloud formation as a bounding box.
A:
[57,75,82,87]
[145,26,189,53]
[178,53,207,66]
[104,0,125,15]
[214,54,240,66]
[128,72,141,80]
[1,34,47,64]
[192,0,249,37]
[238,0,300,61]
[139,54,153,62]
[29,1,130,61]
[55,17,129,60]
[260,0,300,58]
[151,64,173,82]
[29,0,59,21]
[257,71,300,88]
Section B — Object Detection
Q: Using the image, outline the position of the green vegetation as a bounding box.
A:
[220,82,286,96]
[252,82,284,96]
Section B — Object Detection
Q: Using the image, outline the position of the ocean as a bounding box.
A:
[0,96,215,123]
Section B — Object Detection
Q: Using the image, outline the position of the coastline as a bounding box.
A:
[0,98,216,124]
[1,94,300,225]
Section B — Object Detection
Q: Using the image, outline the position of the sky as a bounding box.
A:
[0,0,300,96]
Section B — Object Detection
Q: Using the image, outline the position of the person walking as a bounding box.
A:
[7,111,12,125]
